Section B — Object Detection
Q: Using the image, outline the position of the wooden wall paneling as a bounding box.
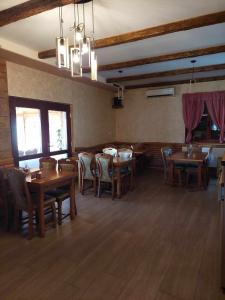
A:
[0,59,13,166]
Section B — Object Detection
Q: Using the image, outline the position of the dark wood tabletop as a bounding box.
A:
[27,170,76,237]
[27,170,76,186]
[167,151,208,163]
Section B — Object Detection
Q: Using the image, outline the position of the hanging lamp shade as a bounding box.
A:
[56,6,69,69]
[80,36,91,68]
[91,50,97,81]
[188,59,197,93]
[56,37,69,69]
[71,47,82,77]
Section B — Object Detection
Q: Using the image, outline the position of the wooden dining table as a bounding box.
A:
[113,157,135,198]
[27,170,77,237]
[167,151,208,187]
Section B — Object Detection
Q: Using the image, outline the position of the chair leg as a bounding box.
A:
[178,170,182,186]
[185,172,189,187]
[35,210,39,226]
[98,180,101,198]
[218,185,222,201]
[57,200,62,225]
[14,206,20,233]
[81,177,84,195]
[4,201,9,231]
[52,203,57,228]
[28,208,34,240]
[112,180,115,200]
[93,178,97,196]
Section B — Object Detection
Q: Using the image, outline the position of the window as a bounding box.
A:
[191,104,220,142]
[16,107,42,157]
[10,97,72,168]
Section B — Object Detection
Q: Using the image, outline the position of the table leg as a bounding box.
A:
[198,164,202,188]
[70,178,76,219]
[38,187,45,238]
[78,163,81,192]
[117,166,121,198]
[169,160,174,185]
[130,160,134,191]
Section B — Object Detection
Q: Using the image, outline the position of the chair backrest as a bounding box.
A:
[161,147,172,169]
[0,168,7,205]
[132,143,145,151]
[58,158,76,172]
[118,144,132,150]
[39,157,57,171]
[102,147,117,157]
[78,152,96,180]
[7,168,31,209]
[191,145,201,153]
[95,153,113,182]
[118,148,133,160]
[105,144,117,149]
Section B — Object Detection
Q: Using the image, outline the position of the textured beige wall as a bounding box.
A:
[116,80,225,143]
[6,62,115,147]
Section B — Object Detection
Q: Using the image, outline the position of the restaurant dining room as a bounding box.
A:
[1,1,225,299]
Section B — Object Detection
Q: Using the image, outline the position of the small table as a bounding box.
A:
[167,152,208,188]
[27,170,77,237]
[113,157,135,198]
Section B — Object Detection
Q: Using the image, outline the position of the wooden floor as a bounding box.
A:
[0,170,225,300]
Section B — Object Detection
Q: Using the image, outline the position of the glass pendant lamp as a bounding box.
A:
[90,1,97,80]
[79,4,91,68]
[56,6,69,69]
[70,1,82,77]
[91,50,97,81]
[188,59,197,93]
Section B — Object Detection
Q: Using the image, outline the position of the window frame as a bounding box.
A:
[9,96,72,166]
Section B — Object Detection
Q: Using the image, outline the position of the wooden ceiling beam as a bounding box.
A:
[38,10,225,59]
[0,0,90,27]
[106,63,225,83]
[94,45,225,72]
[125,75,225,89]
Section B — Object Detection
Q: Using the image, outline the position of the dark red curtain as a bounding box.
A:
[205,91,225,143]
[182,93,205,143]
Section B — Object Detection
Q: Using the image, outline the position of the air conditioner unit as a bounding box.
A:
[145,87,175,98]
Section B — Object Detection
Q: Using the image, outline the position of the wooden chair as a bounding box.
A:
[185,164,207,189]
[161,147,183,185]
[118,148,133,159]
[39,157,57,171]
[185,146,211,188]
[102,147,118,157]
[0,168,13,230]
[7,168,56,239]
[117,148,133,192]
[118,144,133,150]
[95,153,117,199]
[78,152,97,195]
[218,167,224,201]
[54,158,77,225]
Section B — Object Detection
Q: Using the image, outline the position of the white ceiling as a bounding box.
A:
[0,0,225,87]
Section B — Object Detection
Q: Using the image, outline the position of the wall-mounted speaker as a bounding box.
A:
[112,96,123,108]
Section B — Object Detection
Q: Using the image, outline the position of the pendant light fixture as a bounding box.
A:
[80,3,91,69]
[90,0,97,80]
[56,0,97,81]
[70,1,82,77]
[189,59,197,92]
[56,6,69,69]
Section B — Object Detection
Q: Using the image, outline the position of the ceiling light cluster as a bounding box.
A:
[56,0,97,81]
